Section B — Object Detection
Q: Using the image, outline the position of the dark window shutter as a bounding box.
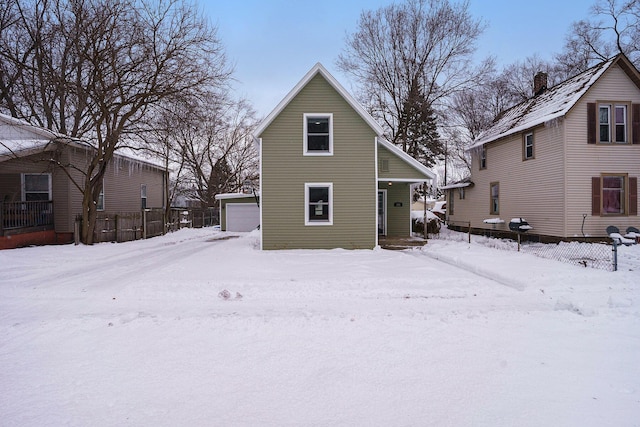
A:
[632,104,640,145]
[591,177,601,216]
[630,177,638,216]
[587,103,596,144]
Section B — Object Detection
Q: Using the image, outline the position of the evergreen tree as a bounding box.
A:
[397,78,443,167]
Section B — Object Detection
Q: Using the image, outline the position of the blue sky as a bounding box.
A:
[202,0,593,117]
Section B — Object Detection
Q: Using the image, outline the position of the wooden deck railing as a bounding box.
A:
[1,200,54,235]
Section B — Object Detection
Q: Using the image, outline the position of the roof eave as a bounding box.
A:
[441,181,474,190]
[0,112,65,140]
[253,63,384,139]
[378,138,436,181]
[469,55,622,150]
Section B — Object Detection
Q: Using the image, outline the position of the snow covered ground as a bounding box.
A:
[1,228,638,426]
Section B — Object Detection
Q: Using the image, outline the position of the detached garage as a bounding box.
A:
[215,193,260,232]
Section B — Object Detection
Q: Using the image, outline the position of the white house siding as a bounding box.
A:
[450,120,566,237]
[260,74,377,249]
[564,64,640,238]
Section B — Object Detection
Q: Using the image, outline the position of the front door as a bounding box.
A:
[378,190,386,235]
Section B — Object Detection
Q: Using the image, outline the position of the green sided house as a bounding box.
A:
[254,63,436,250]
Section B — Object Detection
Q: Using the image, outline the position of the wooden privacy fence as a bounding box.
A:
[166,207,218,231]
[84,207,219,244]
[93,212,143,243]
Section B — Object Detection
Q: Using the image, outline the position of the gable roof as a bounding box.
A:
[469,54,640,149]
[440,176,473,190]
[254,62,384,138]
[0,112,165,169]
[377,138,436,180]
[0,113,68,160]
[254,63,435,180]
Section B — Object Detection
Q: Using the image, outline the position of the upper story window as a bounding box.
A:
[523,132,534,160]
[479,146,486,169]
[304,113,333,155]
[599,103,628,143]
[589,102,639,145]
[22,173,51,201]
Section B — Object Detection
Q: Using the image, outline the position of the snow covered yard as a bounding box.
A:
[1,228,639,426]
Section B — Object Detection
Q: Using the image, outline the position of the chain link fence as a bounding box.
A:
[437,228,616,271]
[520,241,614,271]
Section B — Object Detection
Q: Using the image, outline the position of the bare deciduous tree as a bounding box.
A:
[496,55,561,103]
[0,0,231,243]
[337,0,489,167]
[556,0,640,75]
[147,93,259,211]
[182,97,259,208]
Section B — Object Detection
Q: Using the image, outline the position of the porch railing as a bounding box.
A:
[1,200,54,234]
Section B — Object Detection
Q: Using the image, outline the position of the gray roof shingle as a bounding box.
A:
[469,56,617,149]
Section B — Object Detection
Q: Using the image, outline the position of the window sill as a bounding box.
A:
[303,152,333,156]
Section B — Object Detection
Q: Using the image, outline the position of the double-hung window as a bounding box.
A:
[602,175,625,214]
[305,183,333,225]
[97,180,105,211]
[614,105,627,142]
[490,182,499,215]
[523,132,534,160]
[599,104,628,143]
[22,173,51,201]
[479,146,487,169]
[141,184,147,210]
[304,114,333,155]
[592,174,638,216]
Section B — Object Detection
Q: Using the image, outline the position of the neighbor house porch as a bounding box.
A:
[0,200,59,249]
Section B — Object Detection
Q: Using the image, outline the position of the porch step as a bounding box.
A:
[379,237,427,250]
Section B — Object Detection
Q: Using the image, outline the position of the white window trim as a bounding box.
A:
[378,189,387,236]
[303,113,333,156]
[305,182,333,226]
[21,173,52,201]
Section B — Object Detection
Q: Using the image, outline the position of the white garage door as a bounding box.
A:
[226,203,259,232]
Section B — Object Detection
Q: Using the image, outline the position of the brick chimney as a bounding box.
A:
[534,72,548,96]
